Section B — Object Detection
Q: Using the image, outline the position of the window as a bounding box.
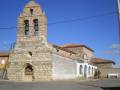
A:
[30,9,33,15]
[33,19,39,36]
[57,49,59,52]
[79,65,83,74]
[84,65,87,78]
[92,67,94,75]
[25,63,33,75]
[88,66,90,75]
[28,52,32,56]
[24,20,29,36]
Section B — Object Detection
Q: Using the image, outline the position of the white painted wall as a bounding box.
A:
[76,61,97,78]
[52,54,77,80]
[52,53,97,80]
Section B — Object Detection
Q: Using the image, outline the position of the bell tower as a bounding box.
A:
[7,0,52,81]
[16,0,47,48]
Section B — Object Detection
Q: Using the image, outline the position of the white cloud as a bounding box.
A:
[104,50,120,55]
[111,44,120,49]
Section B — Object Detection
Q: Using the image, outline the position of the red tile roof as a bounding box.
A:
[53,45,76,54]
[91,58,115,64]
[60,44,94,52]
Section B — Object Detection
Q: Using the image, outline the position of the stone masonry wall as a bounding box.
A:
[100,68,120,78]
[82,47,93,60]
[96,63,114,69]
[7,49,53,81]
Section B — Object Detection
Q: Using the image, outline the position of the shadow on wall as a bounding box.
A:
[101,87,120,90]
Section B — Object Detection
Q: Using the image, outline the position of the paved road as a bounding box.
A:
[0,79,120,90]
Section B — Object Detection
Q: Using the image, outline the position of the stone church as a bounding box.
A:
[5,0,98,81]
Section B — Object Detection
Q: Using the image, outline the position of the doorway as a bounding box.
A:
[24,63,33,81]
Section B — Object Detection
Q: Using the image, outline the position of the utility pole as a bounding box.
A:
[117,0,120,43]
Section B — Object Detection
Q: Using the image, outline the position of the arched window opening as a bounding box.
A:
[33,19,39,36]
[24,20,29,36]
[25,63,33,75]
[30,9,33,15]
[28,52,32,56]
[84,65,87,78]
[92,67,94,75]
[79,65,83,75]
[88,66,91,75]
[56,49,59,52]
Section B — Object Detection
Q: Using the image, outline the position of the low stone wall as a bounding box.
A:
[100,68,120,78]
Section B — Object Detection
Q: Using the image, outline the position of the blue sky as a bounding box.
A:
[0,0,120,66]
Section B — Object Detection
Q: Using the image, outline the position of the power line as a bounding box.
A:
[48,11,116,25]
[0,11,117,30]
[0,27,17,29]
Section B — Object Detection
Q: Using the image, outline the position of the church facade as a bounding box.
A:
[6,0,97,81]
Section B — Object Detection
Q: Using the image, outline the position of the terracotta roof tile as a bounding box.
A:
[53,45,76,54]
[60,44,94,52]
[91,58,115,64]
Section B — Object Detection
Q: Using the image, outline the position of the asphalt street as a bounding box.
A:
[0,79,120,90]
